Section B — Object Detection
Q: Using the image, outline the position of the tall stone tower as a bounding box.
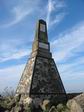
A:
[16,19,66,104]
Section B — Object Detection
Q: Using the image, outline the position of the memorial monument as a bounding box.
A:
[16,19,67,105]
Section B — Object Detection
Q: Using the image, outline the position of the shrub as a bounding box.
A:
[1,87,15,98]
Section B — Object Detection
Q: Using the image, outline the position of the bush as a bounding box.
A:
[56,103,70,112]
[1,87,15,98]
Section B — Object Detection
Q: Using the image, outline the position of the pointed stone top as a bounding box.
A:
[32,19,50,53]
[38,19,46,24]
[35,19,48,43]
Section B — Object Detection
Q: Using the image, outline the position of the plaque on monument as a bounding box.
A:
[40,24,45,32]
[39,42,48,49]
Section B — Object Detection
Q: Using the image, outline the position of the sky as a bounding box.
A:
[0,0,84,93]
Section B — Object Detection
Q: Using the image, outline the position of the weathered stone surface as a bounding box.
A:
[49,106,58,112]
[41,99,50,110]
[30,57,65,94]
[67,93,84,112]
[16,57,36,94]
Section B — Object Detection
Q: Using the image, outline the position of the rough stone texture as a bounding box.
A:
[49,106,58,112]
[16,19,67,105]
[30,57,65,94]
[16,57,36,94]
[67,93,84,112]
[29,56,67,106]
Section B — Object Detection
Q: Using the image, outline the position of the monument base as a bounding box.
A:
[16,93,67,108]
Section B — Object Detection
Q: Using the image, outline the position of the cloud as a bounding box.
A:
[51,21,84,62]
[1,0,40,27]
[0,38,31,63]
[50,12,66,26]
[0,64,25,92]
[46,0,55,27]
[3,7,31,27]
[46,0,66,28]
[61,68,84,92]
[0,49,30,63]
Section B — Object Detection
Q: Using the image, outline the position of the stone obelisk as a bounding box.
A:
[16,19,67,104]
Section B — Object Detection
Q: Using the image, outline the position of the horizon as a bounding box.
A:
[0,0,84,93]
